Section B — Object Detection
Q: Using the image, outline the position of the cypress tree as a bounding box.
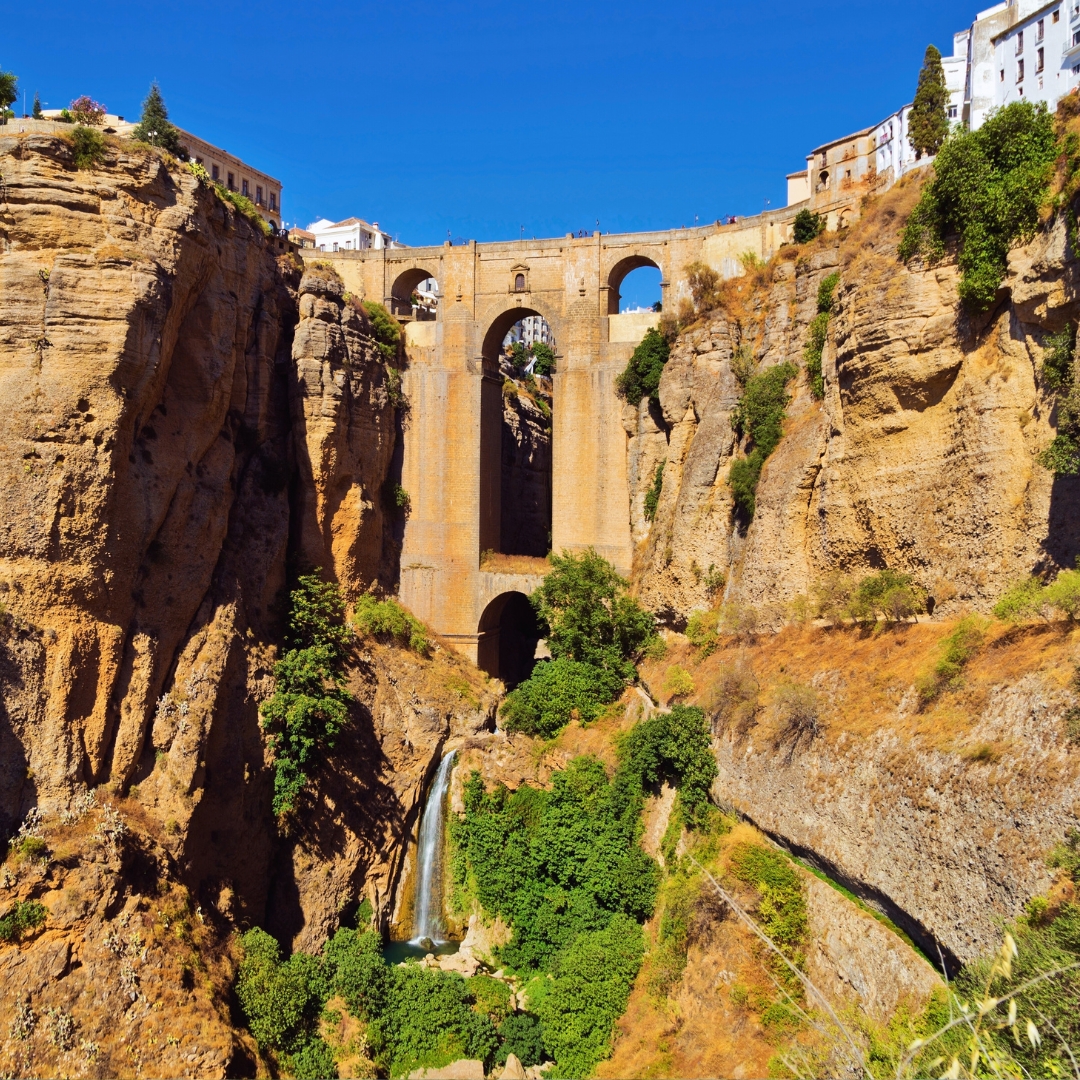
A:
[909,45,950,158]
[32,92,42,119]
[132,82,183,156]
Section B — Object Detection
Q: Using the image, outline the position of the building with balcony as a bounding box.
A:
[992,1,1075,109]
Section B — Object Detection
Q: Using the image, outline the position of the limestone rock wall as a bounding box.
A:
[631,189,1080,625]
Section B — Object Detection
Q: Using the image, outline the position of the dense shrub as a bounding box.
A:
[1038,324,1080,475]
[363,301,402,364]
[792,208,825,244]
[849,568,926,622]
[0,900,47,943]
[353,594,430,655]
[917,615,987,704]
[495,1012,546,1068]
[728,362,798,521]
[70,126,106,170]
[615,328,669,404]
[899,100,1058,310]
[1041,324,1076,392]
[535,914,645,1079]
[529,548,656,683]
[260,574,353,816]
[803,272,839,400]
[531,342,556,376]
[643,459,664,521]
[500,656,624,737]
[214,184,271,235]
[69,95,106,125]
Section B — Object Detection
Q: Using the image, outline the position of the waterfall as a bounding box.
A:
[410,750,456,944]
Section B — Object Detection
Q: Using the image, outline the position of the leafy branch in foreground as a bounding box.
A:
[260,572,352,816]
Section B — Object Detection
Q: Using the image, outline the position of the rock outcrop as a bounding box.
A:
[500,380,551,558]
[630,182,1080,625]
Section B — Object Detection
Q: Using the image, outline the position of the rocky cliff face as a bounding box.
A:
[630,182,1080,625]
[500,380,551,557]
[0,133,495,1074]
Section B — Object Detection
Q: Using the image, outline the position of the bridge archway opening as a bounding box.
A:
[476,591,542,687]
[607,255,662,315]
[390,267,439,320]
[479,306,554,559]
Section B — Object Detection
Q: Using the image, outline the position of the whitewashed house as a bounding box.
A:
[992,2,1076,109]
[306,217,403,252]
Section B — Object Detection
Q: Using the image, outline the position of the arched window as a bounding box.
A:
[515,273,526,292]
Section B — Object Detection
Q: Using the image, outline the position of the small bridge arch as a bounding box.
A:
[476,589,543,687]
[388,263,441,318]
[605,253,665,315]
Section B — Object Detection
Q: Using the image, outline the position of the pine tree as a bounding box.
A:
[132,82,183,156]
[32,92,42,119]
[909,45,950,158]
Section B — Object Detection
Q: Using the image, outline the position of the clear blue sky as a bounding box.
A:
[8,0,972,306]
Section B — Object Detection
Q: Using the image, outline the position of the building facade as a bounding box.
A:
[304,217,402,252]
[992,2,1076,108]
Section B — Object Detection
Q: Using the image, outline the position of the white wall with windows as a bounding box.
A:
[992,4,1074,110]
[306,217,403,252]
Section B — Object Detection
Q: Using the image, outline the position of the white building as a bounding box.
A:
[872,105,918,184]
[992,2,1076,109]
[305,217,404,252]
[505,316,555,351]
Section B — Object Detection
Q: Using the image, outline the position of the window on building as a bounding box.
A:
[212,164,220,181]
[1074,28,1080,44]
[1018,58,1025,80]
[333,242,339,252]
[227,171,234,190]
[345,240,351,249]
[256,185,263,205]
[1016,29,1024,54]
[1074,62,1080,73]
[1000,68,1005,81]
[196,156,203,165]
[242,179,249,197]
[1038,18,1045,40]
[948,104,958,118]
[515,273,526,291]
[319,244,325,252]
[1038,46,1045,71]
[1054,9,1061,21]
[269,192,277,211]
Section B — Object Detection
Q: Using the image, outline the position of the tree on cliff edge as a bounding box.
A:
[132,82,183,156]
[909,45,950,158]
[0,70,17,126]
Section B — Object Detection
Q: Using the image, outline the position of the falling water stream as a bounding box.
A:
[409,749,456,946]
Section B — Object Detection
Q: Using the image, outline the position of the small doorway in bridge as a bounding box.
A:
[477,592,542,687]
[479,308,554,561]
[607,256,662,315]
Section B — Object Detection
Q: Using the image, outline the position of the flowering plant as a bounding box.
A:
[69,96,106,125]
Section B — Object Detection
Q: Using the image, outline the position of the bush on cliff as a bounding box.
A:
[728,361,798,522]
[353,594,430,655]
[362,301,402,364]
[70,125,106,170]
[615,327,669,405]
[500,549,656,736]
[899,99,1058,310]
[803,272,839,400]
[792,208,825,244]
[260,573,353,816]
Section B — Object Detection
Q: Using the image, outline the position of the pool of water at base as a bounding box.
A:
[382,938,461,965]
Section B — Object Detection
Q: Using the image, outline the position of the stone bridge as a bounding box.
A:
[301,209,799,678]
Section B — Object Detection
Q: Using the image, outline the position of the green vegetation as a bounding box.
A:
[917,615,986,705]
[899,100,1058,310]
[1038,324,1080,475]
[729,843,807,995]
[260,573,353,816]
[213,183,271,235]
[615,327,670,404]
[236,926,502,1078]
[531,341,556,376]
[70,126,106,170]
[643,459,664,522]
[353,594,430,655]
[662,663,694,699]
[500,549,655,736]
[363,301,402,364]
[69,95,106,126]
[993,568,1080,621]
[728,361,798,521]
[131,82,183,156]
[456,708,715,1075]
[500,656,625,737]
[803,271,839,399]
[0,70,17,126]
[848,568,926,622]
[792,208,825,244]
[909,45,950,158]
[0,900,47,943]
[32,93,42,120]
